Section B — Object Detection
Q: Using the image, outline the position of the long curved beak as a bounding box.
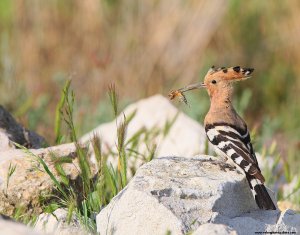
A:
[178,82,206,93]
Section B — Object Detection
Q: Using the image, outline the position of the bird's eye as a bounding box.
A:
[212,80,217,84]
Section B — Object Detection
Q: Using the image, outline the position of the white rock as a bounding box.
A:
[35,208,88,235]
[0,143,80,216]
[274,209,300,232]
[97,156,260,235]
[81,94,206,158]
[213,210,279,235]
[214,209,300,235]
[96,156,299,235]
[192,223,237,235]
[0,216,42,235]
[0,131,14,151]
[97,189,182,235]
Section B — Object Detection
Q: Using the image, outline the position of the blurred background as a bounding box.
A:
[0,1,299,173]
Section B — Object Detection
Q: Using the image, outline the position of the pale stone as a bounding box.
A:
[35,208,89,235]
[0,131,14,151]
[0,216,42,235]
[0,143,80,216]
[97,156,261,235]
[275,209,300,232]
[97,189,182,235]
[81,94,207,159]
[96,156,299,235]
[192,223,237,235]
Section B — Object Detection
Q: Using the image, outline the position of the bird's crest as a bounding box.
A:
[206,66,254,82]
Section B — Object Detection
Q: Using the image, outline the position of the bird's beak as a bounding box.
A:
[178,82,206,93]
[168,82,206,103]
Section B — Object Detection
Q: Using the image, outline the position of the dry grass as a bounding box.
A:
[0,0,299,171]
[4,0,227,97]
[1,1,300,222]
[0,0,230,140]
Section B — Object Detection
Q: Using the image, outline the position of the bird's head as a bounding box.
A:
[169,66,254,100]
[202,66,254,97]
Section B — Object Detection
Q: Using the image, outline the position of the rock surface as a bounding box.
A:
[0,143,80,216]
[0,105,46,150]
[81,94,207,158]
[96,156,299,235]
[192,223,237,235]
[0,216,42,235]
[35,208,88,235]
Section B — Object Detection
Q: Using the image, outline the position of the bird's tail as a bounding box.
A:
[246,174,277,210]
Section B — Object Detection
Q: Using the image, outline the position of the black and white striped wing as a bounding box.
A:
[205,123,261,178]
[205,123,276,210]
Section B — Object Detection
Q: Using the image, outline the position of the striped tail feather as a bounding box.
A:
[246,174,276,210]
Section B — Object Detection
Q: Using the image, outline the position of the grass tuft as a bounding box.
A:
[11,82,167,233]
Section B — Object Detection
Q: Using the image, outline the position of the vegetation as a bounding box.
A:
[0,1,299,157]
[12,81,161,233]
[0,0,299,230]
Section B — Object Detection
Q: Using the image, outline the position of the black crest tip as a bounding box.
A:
[242,68,254,75]
[233,66,241,72]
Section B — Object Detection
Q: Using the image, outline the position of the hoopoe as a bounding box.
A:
[169,66,277,210]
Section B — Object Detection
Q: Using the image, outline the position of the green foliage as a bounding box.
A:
[163,112,179,137]
[5,162,16,195]
[283,177,300,206]
[108,84,119,117]
[117,116,128,187]
[14,142,69,201]
[0,0,12,25]
[55,80,69,144]
[12,205,38,227]
[165,230,172,235]
[13,82,166,233]
[61,81,77,142]
[1,0,299,224]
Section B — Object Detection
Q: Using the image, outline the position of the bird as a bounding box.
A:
[169,66,277,210]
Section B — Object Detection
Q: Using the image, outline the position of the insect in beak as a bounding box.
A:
[168,82,206,105]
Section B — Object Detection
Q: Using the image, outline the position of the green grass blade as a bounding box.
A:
[54,80,71,144]
[14,142,68,200]
[108,83,118,117]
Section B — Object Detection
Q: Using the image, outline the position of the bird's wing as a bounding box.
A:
[205,123,264,182]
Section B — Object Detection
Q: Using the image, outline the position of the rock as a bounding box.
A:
[0,131,14,150]
[275,209,300,231]
[213,209,299,234]
[35,208,88,235]
[96,156,256,234]
[96,156,299,235]
[212,210,276,234]
[0,216,42,235]
[0,143,80,216]
[192,223,237,235]
[0,105,46,150]
[81,94,207,158]
[81,95,276,179]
